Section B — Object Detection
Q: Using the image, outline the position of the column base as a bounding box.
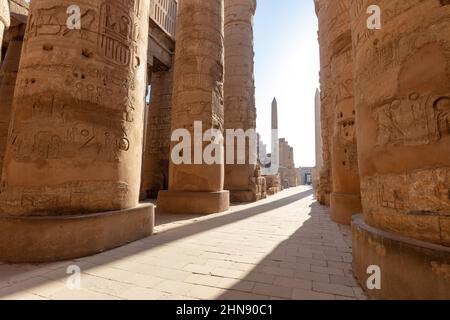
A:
[352,214,450,300]
[230,190,263,203]
[267,187,281,196]
[157,190,230,214]
[0,204,154,263]
[330,192,362,225]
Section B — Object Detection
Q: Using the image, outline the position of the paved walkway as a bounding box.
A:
[0,186,367,300]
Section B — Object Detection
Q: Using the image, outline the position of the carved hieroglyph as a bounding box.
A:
[0,0,149,216]
[141,69,173,198]
[279,138,297,188]
[166,0,226,193]
[327,0,361,224]
[0,35,23,176]
[315,0,340,205]
[224,0,264,202]
[351,0,450,245]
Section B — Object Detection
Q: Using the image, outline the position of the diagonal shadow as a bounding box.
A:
[216,201,362,300]
[0,188,314,298]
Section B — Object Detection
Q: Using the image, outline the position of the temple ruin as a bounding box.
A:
[0,0,448,301]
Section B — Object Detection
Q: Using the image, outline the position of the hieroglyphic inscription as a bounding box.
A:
[373,93,450,146]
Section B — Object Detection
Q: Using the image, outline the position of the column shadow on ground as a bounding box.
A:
[216,201,359,300]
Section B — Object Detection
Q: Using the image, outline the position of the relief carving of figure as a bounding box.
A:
[434,97,450,138]
[374,93,440,146]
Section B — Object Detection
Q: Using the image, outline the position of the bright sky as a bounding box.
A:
[254,0,319,168]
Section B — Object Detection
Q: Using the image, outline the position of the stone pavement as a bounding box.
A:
[0,186,367,300]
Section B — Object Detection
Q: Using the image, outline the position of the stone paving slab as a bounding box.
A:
[0,186,367,300]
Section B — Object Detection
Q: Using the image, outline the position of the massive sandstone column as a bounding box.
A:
[141,69,173,198]
[0,0,10,63]
[157,0,230,214]
[0,0,153,262]
[315,0,334,206]
[224,0,263,202]
[350,0,450,299]
[0,25,24,176]
[328,0,361,225]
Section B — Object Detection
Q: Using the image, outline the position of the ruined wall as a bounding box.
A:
[0,23,23,176]
[157,0,230,214]
[0,0,10,60]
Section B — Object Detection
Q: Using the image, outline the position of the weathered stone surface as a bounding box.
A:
[0,0,10,62]
[352,215,450,300]
[141,69,173,198]
[314,0,335,206]
[265,173,281,196]
[0,26,23,176]
[279,138,297,189]
[157,0,230,214]
[315,0,362,223]
[351,0,450,246]
[6,0,28,18]
[224,0,264,203]
[0,0,155,263]
[313,88,323,192]
[348,0,450,300]
[0,0,150,216]
[326,0,361,225]
[0,204,154,263]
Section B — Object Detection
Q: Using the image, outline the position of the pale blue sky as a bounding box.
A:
[254,0,319,167]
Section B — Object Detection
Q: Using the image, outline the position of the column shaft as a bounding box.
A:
[0,35,23,175]
[141,69,173,198]
[224,0,263,202]
[315,0,335,206]
[157,0,230,214]
[350,0,450,299]
[0,0,154,262]
[328,0,361,225]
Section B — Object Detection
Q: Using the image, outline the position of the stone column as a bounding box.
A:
[350,0,450,299]
[0,27,24,175]
[0,0,10,63]
[0,0,154,262]
[328,0,361,225]
[315,0,334,206]
[141,69,173,198]
[223,0,262,202]
[157,0,230,214]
